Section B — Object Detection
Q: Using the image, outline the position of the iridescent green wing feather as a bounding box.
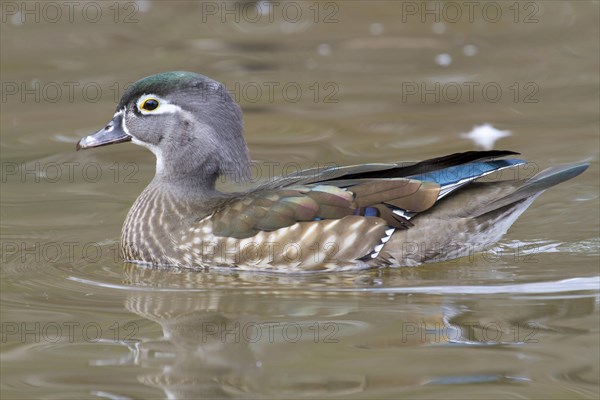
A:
[209,178,440,238]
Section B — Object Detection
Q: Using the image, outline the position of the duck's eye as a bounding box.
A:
[141,98,159,111]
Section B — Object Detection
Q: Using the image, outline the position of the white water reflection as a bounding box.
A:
[364,277,600,295]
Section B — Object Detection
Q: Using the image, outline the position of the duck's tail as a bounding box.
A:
[471,162,589,218]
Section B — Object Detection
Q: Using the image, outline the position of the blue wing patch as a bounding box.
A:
[408,159,525,199]
[408,159,524,185]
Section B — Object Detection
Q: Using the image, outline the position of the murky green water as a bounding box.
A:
[1,1,599,398]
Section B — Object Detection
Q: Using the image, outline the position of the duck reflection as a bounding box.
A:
[121,264,598,397]
[122,264,373,398]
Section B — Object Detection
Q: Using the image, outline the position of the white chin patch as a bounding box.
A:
[136,94,182,115]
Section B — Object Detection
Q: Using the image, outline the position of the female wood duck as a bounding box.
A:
[76,71,588,272]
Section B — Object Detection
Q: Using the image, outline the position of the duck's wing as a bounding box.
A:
[207,179,436,239]
[262,150,520,188]
[206,151,525,240]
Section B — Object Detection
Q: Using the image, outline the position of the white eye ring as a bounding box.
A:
[136,94,182,115]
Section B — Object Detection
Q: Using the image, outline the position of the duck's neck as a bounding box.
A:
[120,149,250,264]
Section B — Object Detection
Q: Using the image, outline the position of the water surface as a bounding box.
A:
[1,1,599,398]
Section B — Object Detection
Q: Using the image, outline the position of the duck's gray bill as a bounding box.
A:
[76,114,131,150]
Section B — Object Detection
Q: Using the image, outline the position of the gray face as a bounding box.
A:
[78,72,251,189]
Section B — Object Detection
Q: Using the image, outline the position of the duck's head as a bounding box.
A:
[77,71,250,189]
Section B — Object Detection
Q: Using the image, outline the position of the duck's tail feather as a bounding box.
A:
[472,162,589,218]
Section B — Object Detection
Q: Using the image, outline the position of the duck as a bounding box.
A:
[76,71,588,272]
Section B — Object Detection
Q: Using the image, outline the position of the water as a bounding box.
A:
[1,1,599,398]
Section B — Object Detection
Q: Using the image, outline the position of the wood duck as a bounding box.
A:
[76,71,588,272]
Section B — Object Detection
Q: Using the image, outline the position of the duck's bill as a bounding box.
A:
[76,114,131,150]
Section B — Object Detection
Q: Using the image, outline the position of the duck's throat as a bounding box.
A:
[119,156,249,265]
